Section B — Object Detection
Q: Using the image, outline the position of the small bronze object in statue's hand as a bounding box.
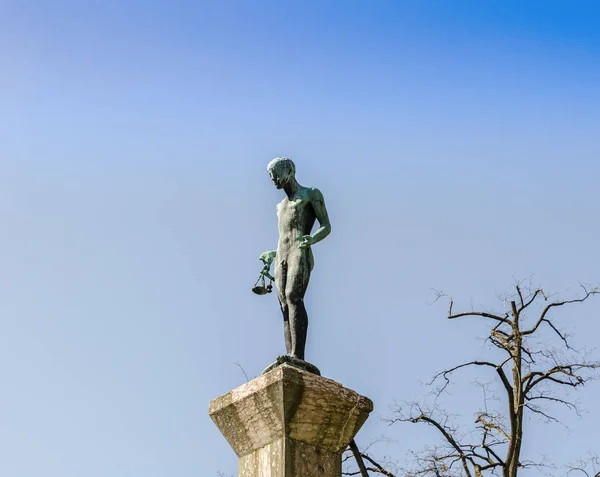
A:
[252,258,274,295]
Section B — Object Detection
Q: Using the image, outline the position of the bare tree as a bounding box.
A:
[345,282,599,477]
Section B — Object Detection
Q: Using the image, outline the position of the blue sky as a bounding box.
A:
[1,1,599,476]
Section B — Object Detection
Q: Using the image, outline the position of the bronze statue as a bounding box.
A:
[256,157,331,362]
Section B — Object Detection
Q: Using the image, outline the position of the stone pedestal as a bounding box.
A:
[209,364,373,477]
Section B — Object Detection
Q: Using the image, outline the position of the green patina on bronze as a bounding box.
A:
[255,157,331,365]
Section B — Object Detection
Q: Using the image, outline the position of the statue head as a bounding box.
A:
[267,157,296,189]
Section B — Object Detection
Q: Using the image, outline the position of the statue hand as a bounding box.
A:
[298,235,313,249]
[259,250,276,265]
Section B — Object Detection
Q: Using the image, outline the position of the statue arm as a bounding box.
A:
[299,188,331,249]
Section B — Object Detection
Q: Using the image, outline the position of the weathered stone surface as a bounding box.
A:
[238,437,341,477]
[285,438,341,477]
[238,439,285,477]
[209,364,373,476]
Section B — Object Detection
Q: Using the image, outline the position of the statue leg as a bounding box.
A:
[285,254,311,360]
[275,259,292,354]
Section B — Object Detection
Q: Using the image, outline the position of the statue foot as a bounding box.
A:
[262,354,321,376]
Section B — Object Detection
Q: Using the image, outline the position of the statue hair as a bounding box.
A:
[267,157,296,177]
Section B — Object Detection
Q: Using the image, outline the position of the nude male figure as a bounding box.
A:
[259,157,331,361]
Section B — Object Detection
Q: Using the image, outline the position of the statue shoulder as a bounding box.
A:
[308,187,325,203]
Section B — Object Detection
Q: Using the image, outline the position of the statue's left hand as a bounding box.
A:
[298,235,313,249]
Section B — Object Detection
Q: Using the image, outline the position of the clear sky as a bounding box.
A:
[1,1,599,476]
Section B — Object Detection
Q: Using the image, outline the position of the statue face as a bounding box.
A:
[268,166,291,189]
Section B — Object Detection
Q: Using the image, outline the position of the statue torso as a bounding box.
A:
[276,187,316,258]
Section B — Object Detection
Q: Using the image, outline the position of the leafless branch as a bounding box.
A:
[429,359,513,398]
[234,361,249,382]
[523,362,600,393]
[348,440,370,477]
[567,452,600,477]
[360,453,399,476]
[522,286,599,337]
